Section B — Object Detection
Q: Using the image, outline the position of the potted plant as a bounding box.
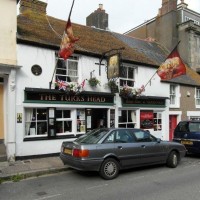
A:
[108,80,119,93]
[88,77,101,87]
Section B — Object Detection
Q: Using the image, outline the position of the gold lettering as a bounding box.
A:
[65,96,71,101]
[71,96,76,101]
[87,97,93,102]
[80,97,85,102]
[45,95,52,100]
[101,97,105,102]
[40,94,44,100]
[38,93,107,103]
[52,95,56,100]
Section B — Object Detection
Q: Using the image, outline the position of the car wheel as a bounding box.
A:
[99,158,119,180]
[166,151,179,168]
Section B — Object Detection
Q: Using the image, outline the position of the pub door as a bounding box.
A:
[169,115,177,141]
[86,108,107,131]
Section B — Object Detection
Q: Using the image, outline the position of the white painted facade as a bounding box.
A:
[15,44,170,157]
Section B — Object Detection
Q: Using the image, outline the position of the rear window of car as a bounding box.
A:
[188,122,200,132]
[176,121,200,133]
[75,129,110,144]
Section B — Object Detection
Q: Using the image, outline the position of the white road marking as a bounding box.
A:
[33,194,62,200]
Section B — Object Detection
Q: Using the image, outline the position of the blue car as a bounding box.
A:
[173,120,200,154]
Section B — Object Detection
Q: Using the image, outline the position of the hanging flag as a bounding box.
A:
[157,46,186,80]
[80,79,85,88]
[56,79,67,91]
[58,0,79,60]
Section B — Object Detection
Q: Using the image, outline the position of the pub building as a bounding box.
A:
[12,0,170,159]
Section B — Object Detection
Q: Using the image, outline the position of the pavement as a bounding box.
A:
[0,156,69,183]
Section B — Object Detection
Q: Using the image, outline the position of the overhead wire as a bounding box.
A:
[20,0,109,57]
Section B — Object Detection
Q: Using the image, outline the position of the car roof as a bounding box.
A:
[179,120,200,122]
[98,128,146,131]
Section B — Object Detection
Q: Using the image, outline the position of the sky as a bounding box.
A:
[42,0,200,33]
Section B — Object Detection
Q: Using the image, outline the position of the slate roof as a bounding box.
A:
[17,7,200,87]
[112,33,167,66]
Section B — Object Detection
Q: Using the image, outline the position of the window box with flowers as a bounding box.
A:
[108,80,119,93]
[55,79,84,94]
[88,77,101,87]
[119,85,145,98]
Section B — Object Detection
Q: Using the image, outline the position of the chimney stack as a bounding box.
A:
[160,0,177,16]
[19,0,47,15]
[86,4,108,30]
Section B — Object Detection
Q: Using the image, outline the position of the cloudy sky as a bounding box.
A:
[43,0,200,33]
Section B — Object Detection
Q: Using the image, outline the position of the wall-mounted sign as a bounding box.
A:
[17,113,22,123]
[24,88,114,105]
[122,97,166,107]
[107,54,120,79]
[140,111,153,129]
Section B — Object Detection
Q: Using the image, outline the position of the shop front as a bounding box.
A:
[119,96,169,139]
[23,88,115,139]
[15,88,116,157]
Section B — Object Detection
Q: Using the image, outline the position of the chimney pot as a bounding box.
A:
[99,4,103,10]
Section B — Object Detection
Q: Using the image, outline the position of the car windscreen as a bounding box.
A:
[75,129,110,144]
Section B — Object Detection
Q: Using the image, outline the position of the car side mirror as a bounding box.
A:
[156,138,161,143]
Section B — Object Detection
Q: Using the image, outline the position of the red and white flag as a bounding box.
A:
[157,46,186,80]
[58,0,79,60]
[81,79,85,88]
[59,18,79,60]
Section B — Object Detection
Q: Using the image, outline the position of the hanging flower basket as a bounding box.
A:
[108,80,119,93]
[119,85,145,98]
[88,77,101,87]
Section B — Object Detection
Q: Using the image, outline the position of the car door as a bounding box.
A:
[113,129,143,168]
[133,130,166,164]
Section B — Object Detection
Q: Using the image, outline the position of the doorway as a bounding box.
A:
[86,108,107,131]
[169,115,177,141]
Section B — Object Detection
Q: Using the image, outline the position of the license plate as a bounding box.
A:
[64,148,72,155]
[181,140,193,145]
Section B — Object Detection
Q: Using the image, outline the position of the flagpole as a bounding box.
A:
[143,41,181,90]
[143,71,158,89]
[49,0,76,89]
[68,0,75,21]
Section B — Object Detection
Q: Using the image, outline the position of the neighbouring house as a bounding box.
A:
[0,0,21,161]
[125,0,200,73]
[124,0,200,140]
